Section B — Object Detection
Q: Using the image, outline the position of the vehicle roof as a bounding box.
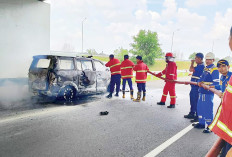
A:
[32,55,103,63]
[33,55,93,59]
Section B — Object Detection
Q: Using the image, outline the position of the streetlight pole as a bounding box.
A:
[171,29,180,52]
[171,32,174,52]
[82,17,87,54]
[212,40,214,52]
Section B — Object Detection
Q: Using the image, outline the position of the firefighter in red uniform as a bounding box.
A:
[120,55,135,99]
[105,54,121,98]
[133,56,149,102]
[156,52,177,108]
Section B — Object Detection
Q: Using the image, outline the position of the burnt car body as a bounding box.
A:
[28,55,111,101]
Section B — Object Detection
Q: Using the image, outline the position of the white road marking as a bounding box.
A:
[0,106,76,124]
[144,124,194,157]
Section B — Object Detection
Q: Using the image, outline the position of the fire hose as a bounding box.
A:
[147,71,222,97]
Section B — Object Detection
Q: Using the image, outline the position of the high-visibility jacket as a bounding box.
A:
[198,64,219,94]
[209,76,232,145]
[133,60,149,83]
[157,61,177,80]
[105,58,121,75]
[120,59,134,79]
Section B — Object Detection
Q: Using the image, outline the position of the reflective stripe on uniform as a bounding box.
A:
[226,84,232,93]
[137,70,147,72]
[169,74,174,76]
[213,79,220,82]
[136,79,146,82]
[170,96,176,98]
[121,66,133,69]
[217,120,232,138]
[203,82,213,85]
[210,67,218,74]
[191,76,200,79]
[111,71,121,74]
[209,105,222,130]
[122,75,133,78]
[110,63,120,68]
[162,94,167,97]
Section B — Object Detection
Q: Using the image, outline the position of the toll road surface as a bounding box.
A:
[0,79,220,157]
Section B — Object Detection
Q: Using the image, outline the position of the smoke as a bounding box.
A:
[0,79,31,110]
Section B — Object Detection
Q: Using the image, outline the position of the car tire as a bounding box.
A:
[59,86,76,102]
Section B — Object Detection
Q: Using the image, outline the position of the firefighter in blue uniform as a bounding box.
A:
[184,53,205,120]
[214,59,232,93]
[194,52,219,133]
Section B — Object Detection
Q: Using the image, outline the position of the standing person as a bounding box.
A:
[156,52,177,108]
[194,52,219,133]
[206,27,232,156]
[105,54,121,98]
[214,60,232,92]
[120,55,135,99]
[184,53,205,119]
[133,56,149,102]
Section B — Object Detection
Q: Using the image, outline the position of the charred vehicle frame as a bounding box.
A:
[28,55,111,101]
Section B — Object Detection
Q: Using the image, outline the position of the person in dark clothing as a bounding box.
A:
[184,53,205,120]
[105,54,121,98]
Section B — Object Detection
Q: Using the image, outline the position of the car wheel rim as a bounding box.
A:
[63,87,74,101]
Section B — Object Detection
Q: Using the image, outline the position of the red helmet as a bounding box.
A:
[165,52,174,57]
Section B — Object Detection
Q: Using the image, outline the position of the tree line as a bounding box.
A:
[87,30,163,66]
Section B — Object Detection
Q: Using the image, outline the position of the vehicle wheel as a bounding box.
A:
[60,86,76,102]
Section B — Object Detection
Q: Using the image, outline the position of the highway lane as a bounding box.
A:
[0,79,221,157]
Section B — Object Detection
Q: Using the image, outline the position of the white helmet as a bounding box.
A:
[205,52,215,59]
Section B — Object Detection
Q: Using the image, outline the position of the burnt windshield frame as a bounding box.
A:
[92,59,106,71]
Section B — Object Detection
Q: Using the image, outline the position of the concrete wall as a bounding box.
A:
[0,0,50,78]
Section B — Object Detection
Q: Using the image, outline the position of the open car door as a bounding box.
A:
[78,59,96,94]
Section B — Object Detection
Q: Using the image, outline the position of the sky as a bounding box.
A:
[48,0,232,60]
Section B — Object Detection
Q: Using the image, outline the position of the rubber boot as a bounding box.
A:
[157,102,165,105]
[106,93,112,99]
[142,92,146,101]
[130,90,134,100]
[133,92,141,102]
[167,104,175,108]
[122,90,125,98]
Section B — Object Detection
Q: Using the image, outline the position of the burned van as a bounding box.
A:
[28,55,111,101]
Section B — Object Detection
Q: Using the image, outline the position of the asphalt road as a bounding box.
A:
[0,78,221,157]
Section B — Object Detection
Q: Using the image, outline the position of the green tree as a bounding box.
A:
[86,49,98,55]
[223,56,232,63]
[130,30,162,65]
[113,47,129,62]
[188,52,197,60]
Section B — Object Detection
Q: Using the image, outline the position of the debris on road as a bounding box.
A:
[100,111,109,116]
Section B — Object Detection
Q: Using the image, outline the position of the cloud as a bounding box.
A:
[177,8,206,29]
[49,0,232,59]
[185,0,217,8]
[161,0,177,19]
[207,8,232,39]
[149,11,161,21]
